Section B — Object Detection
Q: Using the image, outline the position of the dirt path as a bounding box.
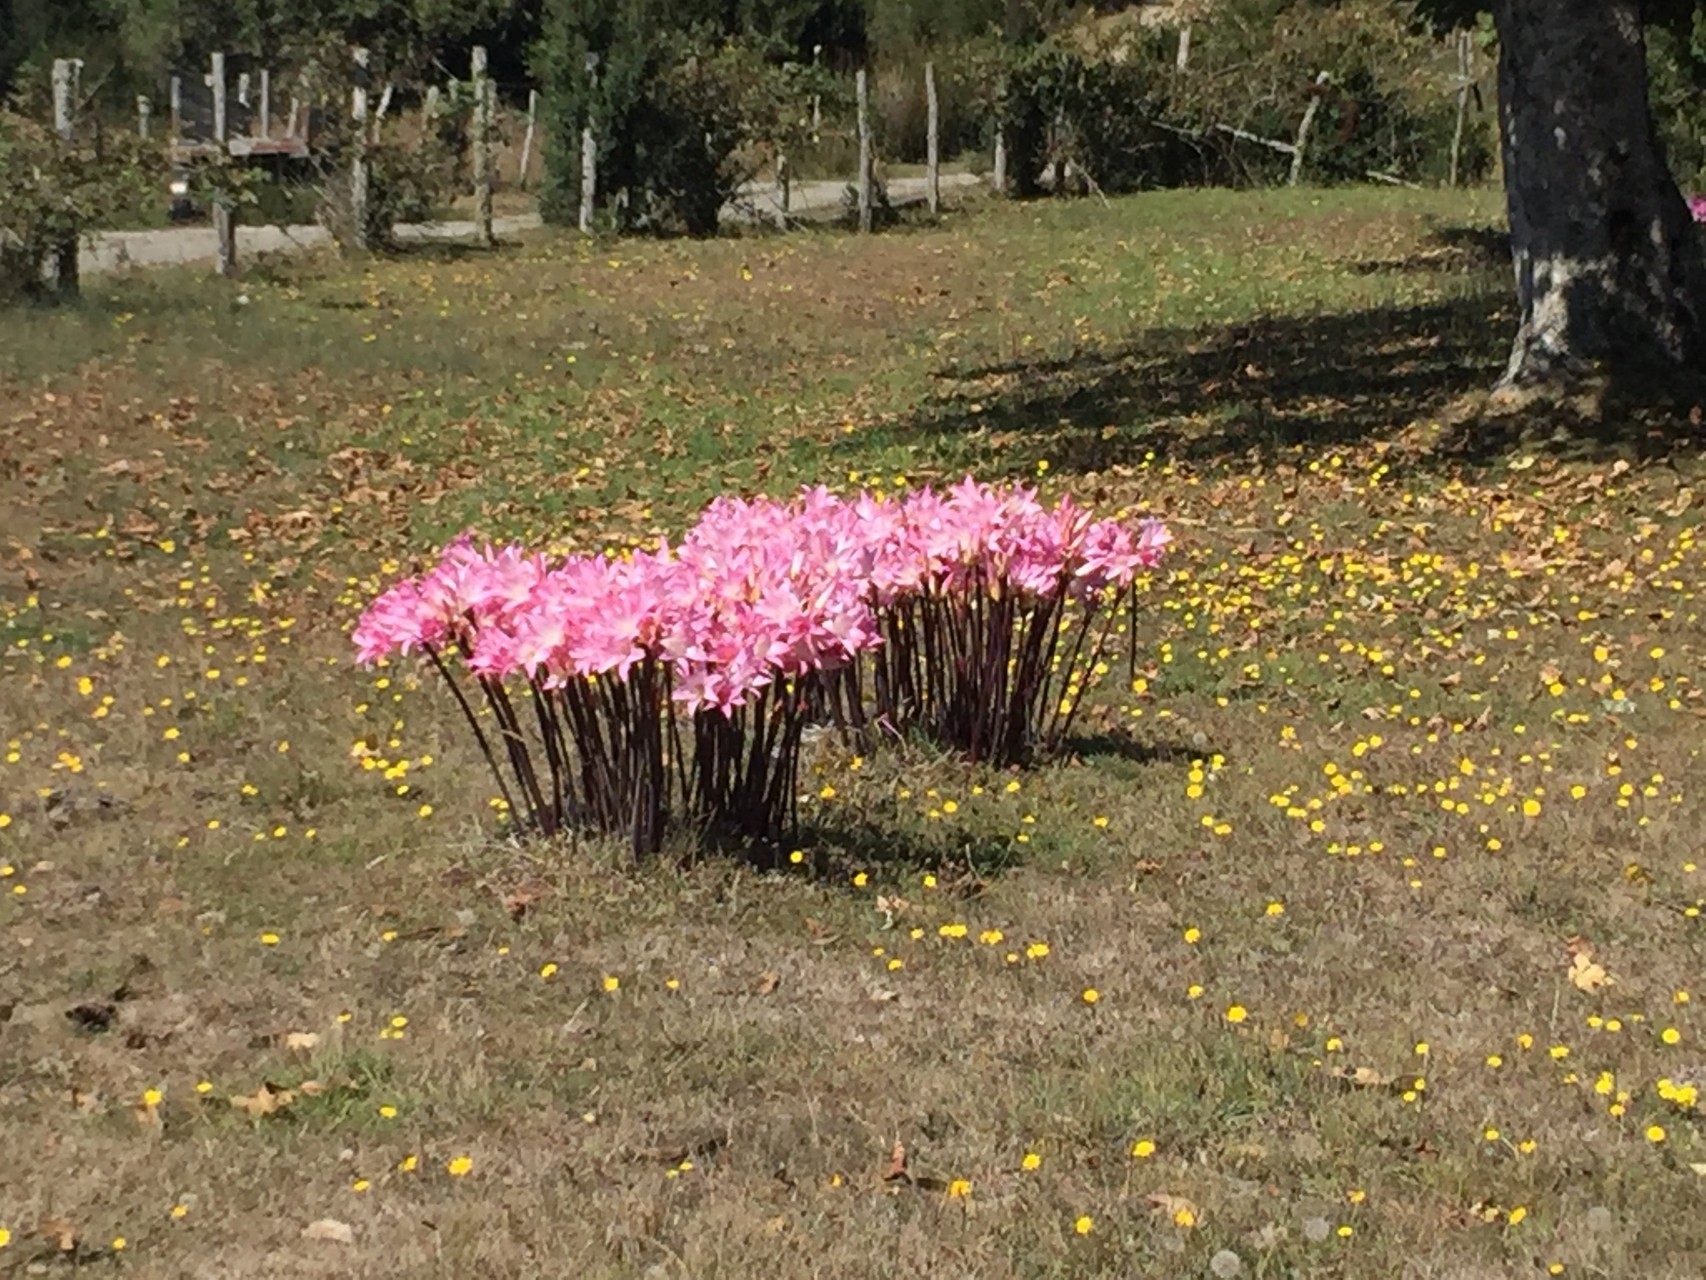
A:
[80,173,988,275]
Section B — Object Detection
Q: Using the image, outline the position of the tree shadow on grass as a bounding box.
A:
[898,226,1706,476]
[907,287,1513,476]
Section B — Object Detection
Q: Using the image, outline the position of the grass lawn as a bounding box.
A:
[3,186,1706,1278]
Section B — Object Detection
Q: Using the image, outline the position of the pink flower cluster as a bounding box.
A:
[353,479,1169,848]
[1691,194,1706,225]
[354,479,1169,719]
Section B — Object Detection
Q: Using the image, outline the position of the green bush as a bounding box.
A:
[987,0,1495,197]
[1648,12,1706,192]
[539,6,825,237]
[0,105,161,303]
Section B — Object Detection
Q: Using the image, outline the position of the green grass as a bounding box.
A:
[4,185,1706,1277]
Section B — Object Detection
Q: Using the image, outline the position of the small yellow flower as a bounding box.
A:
[1507,1206,1528,1226]
[602,975,620,993]
[852,872,868,888]
[1226,1004,1248,1024]
[378,1104,398,1119]
[1265,901,1285,917]
[195,1081,213,1094]
[539,963,558,979]
[446,1155,474,1177]
[947,1178,971,1200]
[111,1236,126,1251]
[170,1204,189,1220]
[1173,1207,1197,1229]
[1662,1026,1682,1045]
[398,1154,419,1172]
[1021,1152,1042,1171]
[1182,926,1201,944]
[1131,1138,1156,1159]
[1074,1214,1094,1236]
[259,931,280,946]
[352,1178,370,1193]
[1645,1125,1666,1143]
[142,1088,164,1108]
[1081,988,1100,1005]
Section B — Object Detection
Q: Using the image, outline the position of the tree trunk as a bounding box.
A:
[1493,0,1706,391]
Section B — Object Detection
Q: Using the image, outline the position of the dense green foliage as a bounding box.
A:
[0,106,161,300]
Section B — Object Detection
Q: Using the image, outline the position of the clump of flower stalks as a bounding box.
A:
[353,479,1169,857]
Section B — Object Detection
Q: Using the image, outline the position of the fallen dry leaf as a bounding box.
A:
[754,971,781,996]
[1568,950,1613,993]
[39,1217,77,1252]
[302,1218,355,1245]
[230,1082,296,1117]
[881,1138,909,1182]
[284,1031,321,1052]
[1336,1065,1393,1088]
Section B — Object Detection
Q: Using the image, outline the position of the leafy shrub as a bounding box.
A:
[0,106,161,302]
[539,3,828,237]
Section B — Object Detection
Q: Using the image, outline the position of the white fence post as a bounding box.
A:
[579,52,599,235]
[856,68,872,233]
[519,87,539,190]
[1289,71,1330,187]
[472,46,494,245]
[211,51,227,145]
[925,61,940,215]
[352,47,371,250]
[51,59,78,294]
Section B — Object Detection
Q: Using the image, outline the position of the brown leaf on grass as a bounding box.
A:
[753,971,781,996]
[284,1031,321,1052]
[1568,952,1613,992]
[302,1218,355,1245]
[230,1082,297,1117]
[1334,1066,1393,1088]
[502,884,547,919]
[39,1217,77,1251]
[881,1139,909,1182]
[1146,1193,1202,1228]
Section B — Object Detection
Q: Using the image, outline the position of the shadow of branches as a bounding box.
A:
[896,224,1706,475]
[907,285,1512,475]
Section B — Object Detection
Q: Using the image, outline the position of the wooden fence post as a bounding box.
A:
[351,47,371,250]
[811,44,822,135]
[137,95,151,139]
[1449,31,1474,189]
[472,46,494,245]
[374,83,394,138]
[519,87,539,190]
[1288,71,1329,187]
[51,58,78,296]
[260,69,270,138]
[211,52,236,277]
[211,51,227,146]
[993,125,1006,195]
[775,152,790,229]
[1176,25,1192,72]
[170,75,182,141]
[925,61,940,215]
[579,52,599,235]
[238,71,250,110]
[856,67,872,233]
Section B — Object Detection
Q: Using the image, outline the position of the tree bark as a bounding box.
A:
[1493,0,1706,391]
